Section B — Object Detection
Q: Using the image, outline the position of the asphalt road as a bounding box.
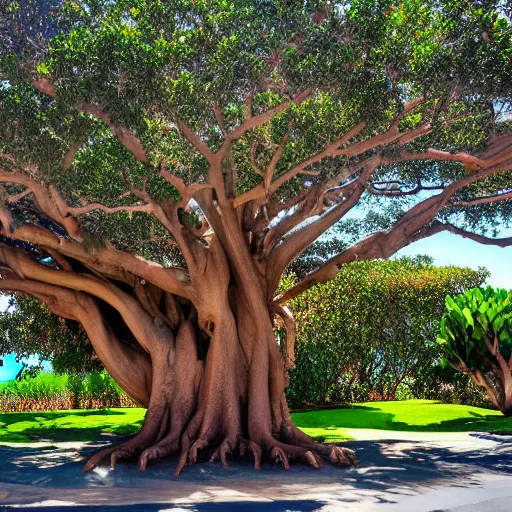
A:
[0,432,511,511]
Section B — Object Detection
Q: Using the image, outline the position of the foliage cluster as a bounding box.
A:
[0,371,137,412]
[438,286,512,415]
[284,256,489,408]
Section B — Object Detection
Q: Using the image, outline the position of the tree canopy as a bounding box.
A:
[0,1,511,283]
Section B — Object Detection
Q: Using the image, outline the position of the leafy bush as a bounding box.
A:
[0,371,137,412]
[438,286,512,416]
[284,257,489,408]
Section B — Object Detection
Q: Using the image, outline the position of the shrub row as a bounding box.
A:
[283,257,491,409]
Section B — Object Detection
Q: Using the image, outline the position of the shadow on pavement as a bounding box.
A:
[0,436,511,509]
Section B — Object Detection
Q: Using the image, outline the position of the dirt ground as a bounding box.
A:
[0,432,511,511]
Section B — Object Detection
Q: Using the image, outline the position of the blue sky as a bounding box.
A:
[1,230,511,381]
[396,230,512,289]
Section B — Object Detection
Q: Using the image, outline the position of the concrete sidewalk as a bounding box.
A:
[0,432,511,511]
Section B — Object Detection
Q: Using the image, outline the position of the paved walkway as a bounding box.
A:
[0,432,511,511]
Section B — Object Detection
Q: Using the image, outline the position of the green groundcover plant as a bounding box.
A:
[438,286,512,416]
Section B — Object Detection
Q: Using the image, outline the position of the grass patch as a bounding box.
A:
[291,399,512,437]
[0,408,145,442]
[1,400,511,444]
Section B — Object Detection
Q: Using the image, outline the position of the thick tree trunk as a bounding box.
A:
[82,278,356,474]
[0,195,356,474]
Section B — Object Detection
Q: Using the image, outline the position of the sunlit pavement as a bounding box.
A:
[0,432,511,511]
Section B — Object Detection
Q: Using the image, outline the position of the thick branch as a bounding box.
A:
[220,88,312,152]
[424,221,512,247]
[9,224,194,299]
[0,169,81,236]
[177,120,216,164]
[0,165,196,294]
[0,244,173,353]
[268,122,367,196]
[235,97,467,209]
[65,200,154,216]
[267,155,382,290]
[159,162,212,206]
[0,274,152,405]
[275,156,512,304]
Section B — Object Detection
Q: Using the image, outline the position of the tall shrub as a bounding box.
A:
[285,257,488,408]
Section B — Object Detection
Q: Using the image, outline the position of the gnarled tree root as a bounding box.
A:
[84,427,357,475]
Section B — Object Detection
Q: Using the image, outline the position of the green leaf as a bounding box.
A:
[462,308,474,328]
[36,62,50,75]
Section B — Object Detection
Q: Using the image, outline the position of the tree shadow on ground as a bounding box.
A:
[1,435,511,509]
[0,410,126,425]
[292,405,512,433]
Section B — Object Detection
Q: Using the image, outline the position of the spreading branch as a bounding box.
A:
[9,224,194,299]
[159,162,213,206]
[177,120,216,164]
[267,155,382,291]
[426,221,512,248]
[220,88,312,151]
[275,153,512,305]
[0,244,166,353]
[233,97,439,209]
[0,164,198,289]
[0,272,152,405]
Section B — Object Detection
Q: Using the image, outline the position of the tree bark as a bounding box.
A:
[0,228,351,475]
[77,276,356,474]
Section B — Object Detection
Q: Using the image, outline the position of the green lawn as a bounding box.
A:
[0,408,145,443]
[291,399,512,442]
[1,400,511,444]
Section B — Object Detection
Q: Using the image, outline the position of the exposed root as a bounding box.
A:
[329,445,358,466]
[280,415,358,468]
[83,310,358,477]
[304,450,323,469]
[111,447,137,469]
[189,438,209,464]
[175,450,188,477]
[270,446,290,470]
[138,437,177,472]
[239,437,262,470]
[209,438,233,468]
[84,433,149,472]
[84,446,117,472]
[288,439,358,468]
[174,416,202,476]
[264,440,328,470]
